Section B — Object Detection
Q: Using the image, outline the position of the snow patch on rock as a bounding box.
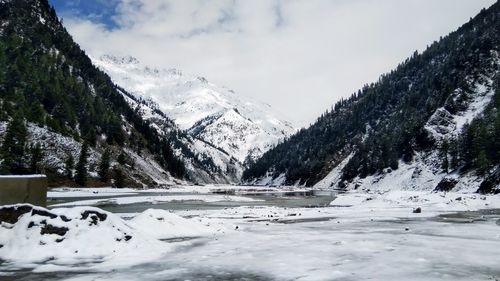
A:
[0,204,219,269]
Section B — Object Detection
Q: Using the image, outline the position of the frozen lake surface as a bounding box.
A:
[1,186,500,281]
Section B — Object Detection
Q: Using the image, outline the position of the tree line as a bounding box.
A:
[243,3,499,187]
[0,0,187,182]
[0,115,129,187]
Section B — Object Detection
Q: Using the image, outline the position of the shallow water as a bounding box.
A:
[47,190,336,214]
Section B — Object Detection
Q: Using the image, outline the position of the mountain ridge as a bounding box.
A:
[0,0,233,186]
[92,54,295,165]
[243,2,500,193]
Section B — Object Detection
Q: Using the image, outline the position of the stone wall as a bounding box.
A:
[0,175,47,207]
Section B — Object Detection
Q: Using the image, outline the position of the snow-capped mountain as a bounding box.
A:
[93,55,295,164]
[115,87,243,184]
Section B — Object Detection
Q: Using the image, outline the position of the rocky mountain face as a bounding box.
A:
[0,0,239,186]
[114,87,243,184]
[244,3,500,193]
[93,55,295,166]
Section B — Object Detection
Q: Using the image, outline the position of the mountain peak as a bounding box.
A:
[100,54,140,65]
[93,55,295,164]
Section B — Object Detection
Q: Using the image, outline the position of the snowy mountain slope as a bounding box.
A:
[0,122,182,187]
[244,3,499,192]
[116,87,242,184]
[315,57,499,192]
[93,55,295,164]
[425,74,497,140]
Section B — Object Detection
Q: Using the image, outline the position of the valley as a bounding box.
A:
[0,0,499,280]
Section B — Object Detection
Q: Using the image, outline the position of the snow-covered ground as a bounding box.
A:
[50,194,263,207]
[2,187,500,280]
[48,188,139,198]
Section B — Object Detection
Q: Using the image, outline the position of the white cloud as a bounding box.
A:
[63,0,496,126]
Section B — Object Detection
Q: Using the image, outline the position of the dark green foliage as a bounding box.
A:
[454,88,500,175]
[477,166,500,194]
[0,0,187,179]
[449,139,460,170]
[0,114,27,174]
[157,138,187,179]
[244,3,500,186]
[98,149,111,182]
[113,166,124,188]
[439,140,449,173]
[75,142,89,186]
[29,143,43,174]
[117,151,127,165]
[64,153,74,179]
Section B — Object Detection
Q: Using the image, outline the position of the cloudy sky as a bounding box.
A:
[50,0,495,126]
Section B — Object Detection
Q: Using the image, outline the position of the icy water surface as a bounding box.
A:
[47,190,336,213]
[3,189,500,281]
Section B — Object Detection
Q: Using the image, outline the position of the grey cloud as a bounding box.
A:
[64,0,496,126]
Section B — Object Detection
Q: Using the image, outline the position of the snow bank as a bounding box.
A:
[330,190,500,213]
[129,209,224,239]
[0,204,218,269]
[50,194,263,207]
[48,187,138,198]
[0,204,145,265]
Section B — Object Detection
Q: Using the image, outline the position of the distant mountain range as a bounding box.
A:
[93,55,295,165]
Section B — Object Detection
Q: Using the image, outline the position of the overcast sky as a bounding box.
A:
[50,0,496,126]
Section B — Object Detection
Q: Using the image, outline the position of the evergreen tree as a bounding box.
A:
[29,143,43,174]
[64,153,74,179]
[117,151,127,165]
[113,166,125,188]
[27,102,45,126]
[0,101,8,121]
[75,141,89,186]
[494,111,500,163]
[98,149,111,182]
[449,139,460,170]
[439,140,449,173]
[0,114,27,174]
[476,150,489,175]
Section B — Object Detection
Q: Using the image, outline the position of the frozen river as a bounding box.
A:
[1,186,500,281]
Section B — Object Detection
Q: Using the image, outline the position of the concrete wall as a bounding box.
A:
[0,175,47,207]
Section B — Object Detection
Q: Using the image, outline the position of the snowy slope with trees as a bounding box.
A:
[244,4,500,193]
[0,0,241,186]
